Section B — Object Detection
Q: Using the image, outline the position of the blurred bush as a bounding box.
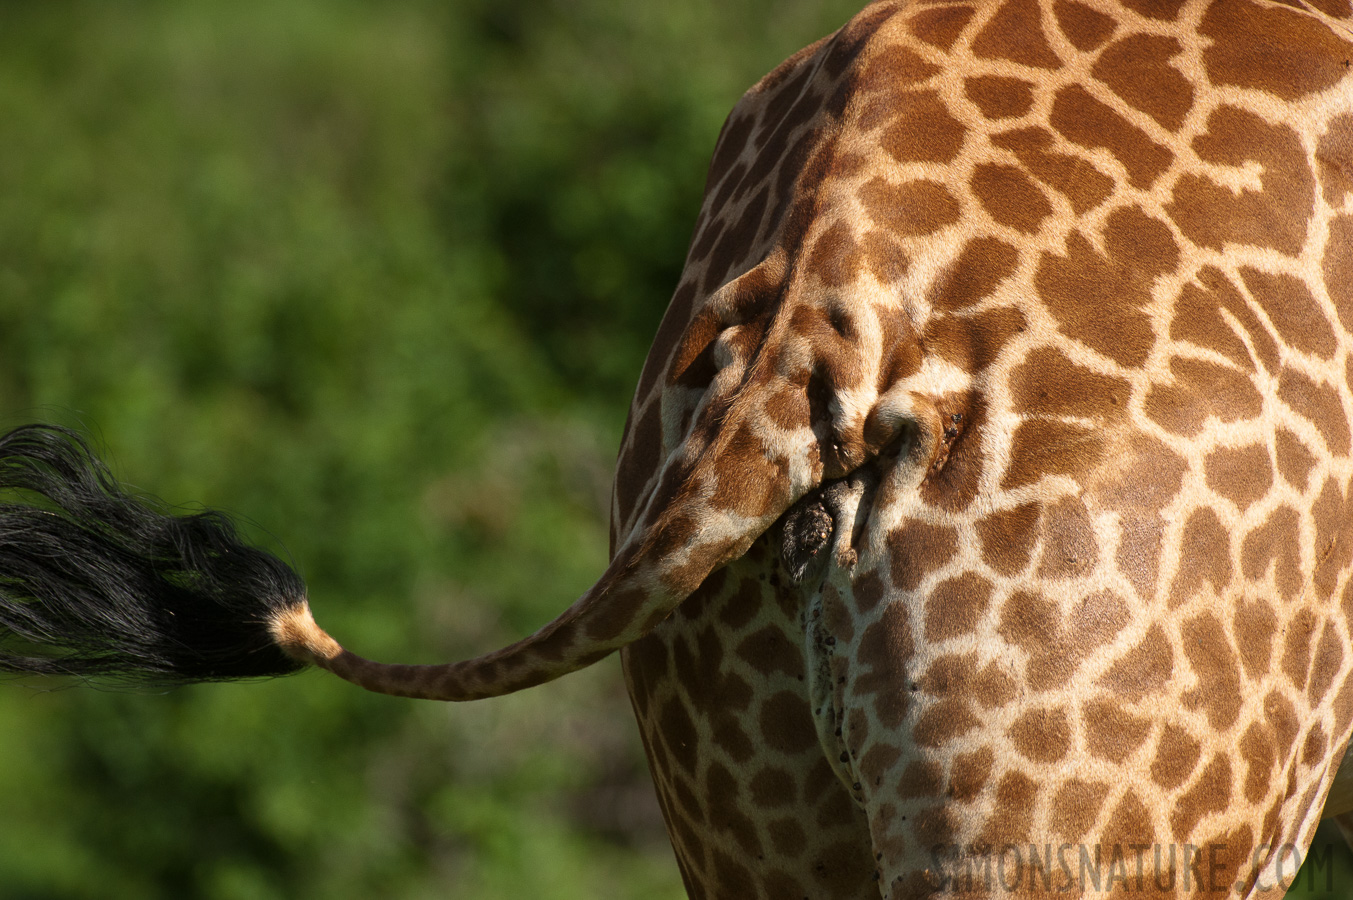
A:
[0,0,860,897]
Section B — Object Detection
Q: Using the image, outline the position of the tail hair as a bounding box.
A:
[0,424,307,683]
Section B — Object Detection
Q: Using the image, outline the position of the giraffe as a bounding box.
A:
[0,0,1349,897]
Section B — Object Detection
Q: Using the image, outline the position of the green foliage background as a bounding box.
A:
[1,1,1352,898]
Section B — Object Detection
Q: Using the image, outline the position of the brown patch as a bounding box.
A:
[1204,443,1273,512]
[768,817,807,856]
[1092,34,1193,130]
[1234,597,1278,680]
[1239,722,1276,804]
[973,662,1019,707]
[1104,794,1161,865]
[1278,367,1351,456]
[1099,624,1173,700]
[925,572,994,642]
[1168,107,1315,257]
[1327,217,1353,334]
[736,625,804,678]
[1180,612,1243,731]
[1240,267,1338,361]
[1169,266,1279,374]
[661,697,700,774]
[861,230,911,285]
[950,747,994,801]
[898,760,945,799]
[1116,515,1165,605]
[1010,347,1131,421]
[1037,496,1098,580]
[971,162,1054,233]
[886,519,959,591]
[879,92,968,164]
[1240,505,1303,601]
[1309,623,1343,706]
[1027,591,1131,692]
[1051,779,1111,842]
[980,771,1037,845]
[877,308,924,391]
[717,575,760,629]
[921,653,982,699]
[911,804,957,849]
[1281,607,1318,692]
[998,589,1057,650]
[922,308,1027,377]
[1143,357,1264,437]
[815,791,860,831]
[1052,0,1116,51]
[908,4,976,50]
[929,236,1022,312]
[704,113,755,202]
[1319,116,1353,205]
[807,221,864,289]
[708,422,789,518]
[1051,85,1173,189]
[964,75,1035,120]
[1196,825,1257,898]
[1151,724,1201,789]
[1265,689,1300,762]
[1087,434,1189,514]
[971,0,1063,69]
[1036,207,1177,368]
[977,502,1041,575]
[746,763,795,806]
[763,382,809,431]
[860,176,962,238]
[1274,429,1317,491]
[1304,723,1329,767]
[1001,418,1104,490]
[759,690,817,755]
[614,403,662,531]
[992,127,1115,215]
[707,762,763,857]
[919,390,993,513]
[853,603,916,729]
[1062,589,1132,653]
[1201,0,1353,101]
[762,871,809,898]
[850,569,887,615]
[853,43,941,92]
[1008,707,1072,762]
[805,756,841,804]
[859,743,901,789]
[1083,699,1152,763]
[1170,507,1232,609]
[1170,754,1231,841]
[710,847,756,897]
[1313,475,1353,595]
[912,698,981,747]
[1336,673,1353,748]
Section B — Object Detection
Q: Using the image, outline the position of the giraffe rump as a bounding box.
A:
[0,424,306,683]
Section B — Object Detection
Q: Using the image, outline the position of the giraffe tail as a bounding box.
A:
[0,423,785,700]
[0,425,306,683]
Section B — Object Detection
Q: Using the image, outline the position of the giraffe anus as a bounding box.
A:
[0,0,1349,897]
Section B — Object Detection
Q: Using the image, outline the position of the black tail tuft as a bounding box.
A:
[0,424,307,683]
